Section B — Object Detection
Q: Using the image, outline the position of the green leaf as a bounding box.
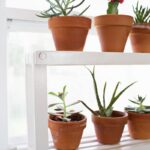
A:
[103,82,107,109]
[67,110,82,114]
[69,0,86,9]
[48,92,58,97]
[110,82,120,103]
[66,101,81,107]
[87,66,104,114]
[145,106,150,109]
[63,85,67,94]
[107,82,136,111]
[143,109,150,113]
[78,100,97,115]
[48,103,63,108]
[54,0,67,15]
[137,95,146,104]
[125,106,136,112]
[129,99,140,105]
[79,5,90,16]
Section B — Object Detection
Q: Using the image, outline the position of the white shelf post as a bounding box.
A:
[26,60,48,150]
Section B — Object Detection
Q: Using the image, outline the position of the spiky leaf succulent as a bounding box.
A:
[79,66,135,117]
[37,0,90,18]
[133,2,150,24]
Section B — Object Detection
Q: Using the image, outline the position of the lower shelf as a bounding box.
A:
[49,131,150,150]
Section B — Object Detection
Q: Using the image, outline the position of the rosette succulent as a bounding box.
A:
[48,85,82,122]
[125,95,150,113]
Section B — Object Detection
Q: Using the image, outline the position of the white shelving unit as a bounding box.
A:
[26,51,150,150]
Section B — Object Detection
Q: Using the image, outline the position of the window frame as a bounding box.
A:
[3,6,49,150]
[0,0,8,149]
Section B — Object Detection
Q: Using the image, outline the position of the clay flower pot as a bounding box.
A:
[94,15,133,52]
[130,24,150,53]
[48,16,91,51]
[127,112,150,139]
[48,114,86,150]
[92,111,127,144]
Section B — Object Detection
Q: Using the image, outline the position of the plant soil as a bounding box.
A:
[50,113,84,122]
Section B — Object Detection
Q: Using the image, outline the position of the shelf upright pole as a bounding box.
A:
[0,0,8,149]
[26,53,48,150]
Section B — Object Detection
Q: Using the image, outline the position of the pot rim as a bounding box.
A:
[133,23,150,26]
[49,16,91,19]
[48,16,91,29]
[92,110,128,120]
[94,14,133,18]
[131,24,150,34]
[94,14,133,27]
[49,114,87,125]
[127,111,150,116]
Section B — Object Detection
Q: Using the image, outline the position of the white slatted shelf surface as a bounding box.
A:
[31,51,150,65]
[49,131,150,150]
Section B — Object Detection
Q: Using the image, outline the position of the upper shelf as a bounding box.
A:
[28,51,150,65]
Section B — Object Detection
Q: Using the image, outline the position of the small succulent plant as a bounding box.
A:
[125,95,150,113]
[37,0,90,18]
[48,85,81,122]
[133,2,150,24]
[79,66,135,117]
[107,0,124,14]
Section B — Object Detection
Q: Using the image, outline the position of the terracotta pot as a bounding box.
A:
[130,24,150,53]
[48,114,86,150]
[94,15,133,52]
[92,111,127,144]
[127,112,150,139]
[48,16,91,51]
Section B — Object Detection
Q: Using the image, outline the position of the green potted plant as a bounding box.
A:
[94,0,133,52]
[125,95,150,139]
[130,2,150,53]
[48,85,86,150]
[78,66,135,144]
[37,0,91,51]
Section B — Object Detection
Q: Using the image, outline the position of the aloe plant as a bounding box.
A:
[48,85,81,122]
[125,95,150,113]
[133,2,150,24]
[79,66,135,117]
[37,0,90,18]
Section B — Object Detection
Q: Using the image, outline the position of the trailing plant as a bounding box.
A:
[37,0,90,18]
[125,95,150,113]
[79,66,135,117]
[48,85,81,122]
[107,0,124,14]
[133,2,150,24]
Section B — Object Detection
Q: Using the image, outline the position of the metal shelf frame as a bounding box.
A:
[26,51,150,150]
